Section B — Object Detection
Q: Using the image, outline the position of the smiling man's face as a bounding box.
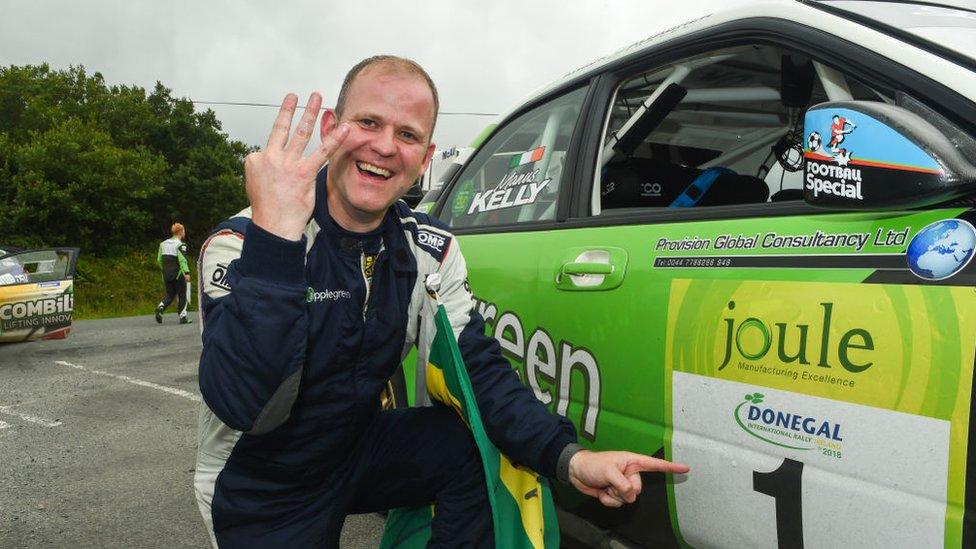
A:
[322,64,436,232]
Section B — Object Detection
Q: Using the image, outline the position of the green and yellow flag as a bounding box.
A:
[380,302,560,549]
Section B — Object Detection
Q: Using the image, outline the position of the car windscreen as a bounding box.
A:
[0,249,77,286]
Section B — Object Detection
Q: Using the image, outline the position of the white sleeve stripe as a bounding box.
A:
[200,230,244,301]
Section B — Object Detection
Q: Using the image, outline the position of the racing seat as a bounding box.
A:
[601,158,768,210]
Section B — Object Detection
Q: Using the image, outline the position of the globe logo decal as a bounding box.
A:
[906,219,976,280]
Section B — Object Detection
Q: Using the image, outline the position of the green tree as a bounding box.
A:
[1,119,166,251]
[0,64,250,253]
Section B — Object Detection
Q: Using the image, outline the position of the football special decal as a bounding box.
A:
[803,105,944,206]
[805,112,863,199]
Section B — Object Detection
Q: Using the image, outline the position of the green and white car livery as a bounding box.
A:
[407,1,976,547]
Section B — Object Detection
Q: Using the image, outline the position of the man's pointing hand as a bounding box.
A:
[568,450,690,508]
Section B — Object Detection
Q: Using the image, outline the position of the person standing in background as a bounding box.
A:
[155,222,192,324]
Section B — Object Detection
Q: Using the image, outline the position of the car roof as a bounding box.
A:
[822,0,975,11]
[816,1,976,64]
[493,0,976,127]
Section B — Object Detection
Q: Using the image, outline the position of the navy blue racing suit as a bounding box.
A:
[194,169,577,547]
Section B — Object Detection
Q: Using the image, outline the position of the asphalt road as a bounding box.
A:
[0,314,384,548]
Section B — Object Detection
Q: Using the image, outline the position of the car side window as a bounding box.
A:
[0,250,73,286]
[441,87,587,229]
[594,44,893,214]
[0,255,28,286]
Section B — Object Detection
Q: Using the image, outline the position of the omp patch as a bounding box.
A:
[363,254,376,279]
[412,227,452,261]
[209,263,231,292]
[199,230,243,299]
[417,230,448,253]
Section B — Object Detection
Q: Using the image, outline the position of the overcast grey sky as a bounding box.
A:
[1,0,749,150]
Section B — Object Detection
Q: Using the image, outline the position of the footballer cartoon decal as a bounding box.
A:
[806,114,857,164]
[828,115,857,154]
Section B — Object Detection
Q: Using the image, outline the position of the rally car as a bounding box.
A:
[0,246,79,343]
[404,0,976,547]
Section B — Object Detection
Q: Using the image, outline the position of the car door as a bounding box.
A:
[437,84,593,416]
[438,80,682,543]
[0,247,79,343]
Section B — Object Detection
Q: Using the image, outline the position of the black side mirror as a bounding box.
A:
[803,100,976,209]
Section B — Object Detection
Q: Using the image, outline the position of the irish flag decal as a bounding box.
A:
[509,146,545,168]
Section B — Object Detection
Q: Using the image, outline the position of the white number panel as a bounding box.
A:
[670,371,950,549]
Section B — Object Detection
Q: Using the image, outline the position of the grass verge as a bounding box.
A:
[73,250,198,320]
